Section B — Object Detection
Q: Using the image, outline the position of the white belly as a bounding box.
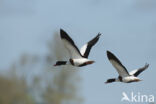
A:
[122,76,139,83]
[73,58,90,66]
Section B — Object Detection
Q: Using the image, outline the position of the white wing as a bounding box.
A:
[80,33,101,58]
[80,44,87,56]
[60,29,83,59]
[129,69,138,76]
[107,51,130,77]
[110,60,129,77]
[129,63,149,76]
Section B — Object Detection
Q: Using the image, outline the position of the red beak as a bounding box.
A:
[105,82,108,84]
[86,61,95,65]
[53,64,57,66]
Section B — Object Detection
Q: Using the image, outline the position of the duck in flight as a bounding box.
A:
[105,51,149,83]
[54,29,101,67]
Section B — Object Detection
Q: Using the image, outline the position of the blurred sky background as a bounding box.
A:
[0,0,156,104]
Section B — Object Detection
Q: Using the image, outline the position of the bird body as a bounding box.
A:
[54,29,100,67]
[71,58,94,67]
[105,51,149,83]
[122,76,141,83]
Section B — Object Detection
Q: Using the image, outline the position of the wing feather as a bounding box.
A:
[107,51,129,77]
[60,29,83,59]
[130,63,149,77]
[80,33,101,58]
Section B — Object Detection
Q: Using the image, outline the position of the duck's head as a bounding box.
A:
[105,78,116,84]
[53,61,67,66]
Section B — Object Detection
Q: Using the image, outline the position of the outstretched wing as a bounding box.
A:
[130,63,149,77]
[107,51,130,77]
[80,33,101,58]
[60,29,83,59]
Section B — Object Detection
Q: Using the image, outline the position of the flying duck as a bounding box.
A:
[105,50,149,83]
[54,29,101,67]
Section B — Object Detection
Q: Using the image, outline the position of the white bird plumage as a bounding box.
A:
[54,29,101,67]
[105,50,149,83]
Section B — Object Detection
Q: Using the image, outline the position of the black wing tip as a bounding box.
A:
[96,32,102,38]
[60,28,65,34]
[92,33,101,40]
[60,28,64,31]
[60,28,68,39]
[106,50,116,60]
[144,63,149,68]
[106,50,111,54]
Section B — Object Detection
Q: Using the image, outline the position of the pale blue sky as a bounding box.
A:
[0,0,156,103]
